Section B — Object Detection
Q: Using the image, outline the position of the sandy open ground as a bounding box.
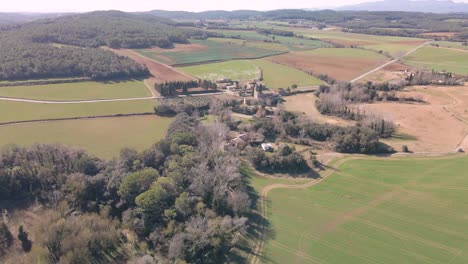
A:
[283,93,353,126]
[357,86,468,153]
[269,51,387,82]
[106,48,196,84]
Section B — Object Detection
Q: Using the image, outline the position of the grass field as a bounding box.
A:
[0,80,150,100]
[0,116,171,159]
[135,38,285,66]
[297,29,426,57]
[432,41,468,51]
[211,30,332,51]
[268,48,388,81]
[401,46,468,75]
[260,155,468,264]
[252,59,324,89]
[0,100,156,123]
[178,60,261,81]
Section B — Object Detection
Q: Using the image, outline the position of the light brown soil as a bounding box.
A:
[419,32,456,38]
[283,93,353,126]
[390,40,428,46]
[106,48,196,83]
[323,38,376,47]
[146,43,208,53]
[357,86,468,153]
[269,53,385,81]
[363,62,413,83]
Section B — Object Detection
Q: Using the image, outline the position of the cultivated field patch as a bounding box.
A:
[296,29,427,56]
[268,48,388,81]
[0,100,156,123]
[261,155,468,264]
[401,46,468,75]
[134,38,285,66]
[0,80,150,100]
[177,60,261,81]
[252,59,324,89]
[358,86,468,153]
[0,115,171,159]
[107,48,195,85]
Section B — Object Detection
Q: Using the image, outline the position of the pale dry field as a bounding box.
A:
[358,86,468,153]
[283,93,353,125]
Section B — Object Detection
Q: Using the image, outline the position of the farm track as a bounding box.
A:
[248,157,356,264]
[350,41,433,83]
[0,92,226,104]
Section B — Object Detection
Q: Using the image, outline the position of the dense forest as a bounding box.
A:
[0,11,191,80]
[0,114,251,263]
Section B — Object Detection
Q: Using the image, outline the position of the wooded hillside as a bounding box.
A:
[0,11,192,80]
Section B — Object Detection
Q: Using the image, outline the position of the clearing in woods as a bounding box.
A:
[0,80,150,100]
[258,155,468,264]
[268,48,388,82]
[283,93,353,125]
[0,115,172,159]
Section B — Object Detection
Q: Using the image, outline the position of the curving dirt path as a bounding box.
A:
[248,156,356,264]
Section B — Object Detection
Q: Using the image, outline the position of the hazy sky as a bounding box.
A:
[3,0,467,13]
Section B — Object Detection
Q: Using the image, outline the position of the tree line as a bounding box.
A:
[155,80,217,96]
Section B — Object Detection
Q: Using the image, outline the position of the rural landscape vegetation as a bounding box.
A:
[0,1,468,263]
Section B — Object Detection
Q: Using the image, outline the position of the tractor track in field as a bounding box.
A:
[248,149,466,264]
[248,156,357,264]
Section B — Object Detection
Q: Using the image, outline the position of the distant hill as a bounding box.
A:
[336,0,468,13]
[0,13,66,24]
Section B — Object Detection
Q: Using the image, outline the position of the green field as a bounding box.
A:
[259,155,468,264]
[135,38,285,66]
[0,80,150,100]
[433,41,468,51]
[178,60,261,81]
[0,100,156,123]
[210,30,331,51]
[401,46,468,75]
[297,29,426,56]
[252,59,324,89]
[0,116,171,159]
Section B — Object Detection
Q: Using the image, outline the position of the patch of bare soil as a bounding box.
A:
[357,86,468,153]
[363,62,413,83]
[283,93,354,126]
[269,53,386,82]
[419,32,456,38]
[390,40,428,46]
[106,48,196,83]
[323,38,376,47]
[146,43,208,53]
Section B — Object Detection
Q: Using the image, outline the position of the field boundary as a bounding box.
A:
[0,112,156,127]
[171,51,290,68]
